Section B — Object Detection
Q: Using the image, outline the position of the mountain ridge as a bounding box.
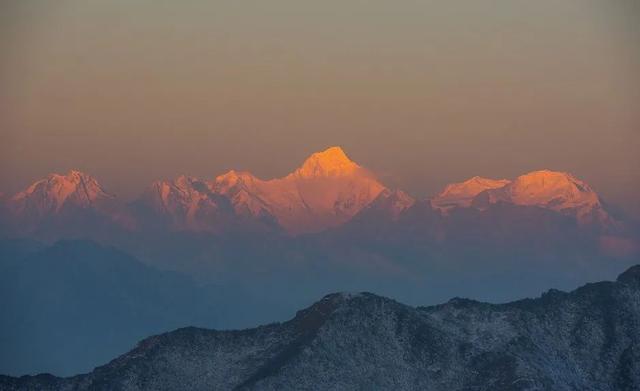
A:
[0,147,627,237]
[432,176,511,212]
[7,170,113,216]
[480,170,613,227]
[210,146,386,233]
[2,264,638,390]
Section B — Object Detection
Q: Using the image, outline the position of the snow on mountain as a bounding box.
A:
[432,176,511,212]
[431,170,615,229]
[211,170,275,219]
[10,171,140,235]
[476,170,613,226]
[8,170,113,216]
[211,146,387,234]
[1,170,137,237]
[288,146,361,179]
[2,161,623,237]
[2,148,386,236]
[7,265,639,390]
[140,175,235,232]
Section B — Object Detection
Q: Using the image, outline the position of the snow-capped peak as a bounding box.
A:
[142,175,234,232]
[291,146,360,179]
[10,170,112,215]
[481,170,611,226]
[490,170,598,206]
[203,146,386,234]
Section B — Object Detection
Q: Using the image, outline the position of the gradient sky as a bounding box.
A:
[1,1,639,216]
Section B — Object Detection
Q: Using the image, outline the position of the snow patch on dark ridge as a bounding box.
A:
[1,265,639,390]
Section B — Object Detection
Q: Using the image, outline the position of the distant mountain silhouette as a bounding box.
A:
[0,240,220,376]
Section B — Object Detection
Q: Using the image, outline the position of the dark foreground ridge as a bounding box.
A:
[2,266,640,391]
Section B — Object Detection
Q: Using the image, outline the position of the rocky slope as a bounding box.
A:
[3,265,639,391]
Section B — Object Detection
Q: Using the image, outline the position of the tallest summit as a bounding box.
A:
[292,146,360,179]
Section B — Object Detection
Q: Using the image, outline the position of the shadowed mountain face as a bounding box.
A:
[0,240,223,376]
[3,266,639,391]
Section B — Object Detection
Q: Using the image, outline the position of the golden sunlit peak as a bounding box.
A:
[318,146,348,157]
[308,146,353,164]
[518,169,572,179]
[294,146,360,178]
[512,170,588,191]
[488,169,609,225]
[508,169,597,200]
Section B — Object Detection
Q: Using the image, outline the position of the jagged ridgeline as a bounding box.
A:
[2,265,639,391]
[0,146,629,237]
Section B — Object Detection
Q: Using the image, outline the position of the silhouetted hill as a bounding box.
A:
[3,265,638,390]
[0,240,219,376]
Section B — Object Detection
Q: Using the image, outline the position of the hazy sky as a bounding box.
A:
[1,1,639,215]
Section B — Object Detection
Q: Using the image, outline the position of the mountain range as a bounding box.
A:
[0,146,629,238]
[1,146,639,378]
[2,264,639,390]
[2,147,637,326]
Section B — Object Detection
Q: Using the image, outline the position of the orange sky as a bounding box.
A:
[1,1,639,216]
